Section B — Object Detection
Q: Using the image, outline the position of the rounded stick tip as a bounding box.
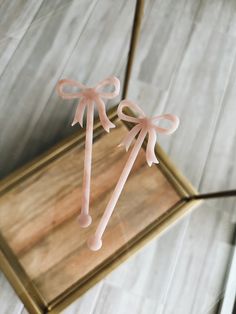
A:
[87,235,102,251]
[77,214,92,228]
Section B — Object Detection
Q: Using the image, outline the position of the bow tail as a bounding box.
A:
[146,129,159,166]
[96,97,115,132]
[119,124,142,151]
[72,98,86,127]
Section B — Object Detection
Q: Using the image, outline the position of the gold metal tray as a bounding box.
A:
[0,108,201,313]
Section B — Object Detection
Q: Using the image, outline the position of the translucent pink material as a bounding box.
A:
[56,77,120,227]
[87,100,179,250]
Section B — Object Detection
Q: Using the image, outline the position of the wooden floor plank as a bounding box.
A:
[0,0,99,178]
[0,272,23,314]
[155,22,236,187]
[0,0,135,180]
[0,0,44,76]
[199,55,236,215]
[162,201,234,314]
[93,283,157,314]
[62,282,103,314]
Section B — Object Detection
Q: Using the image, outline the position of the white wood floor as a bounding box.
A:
[0,0,236,313]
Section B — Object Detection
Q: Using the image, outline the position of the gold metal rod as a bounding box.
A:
[122,0,145,99]
[187,189,236,200]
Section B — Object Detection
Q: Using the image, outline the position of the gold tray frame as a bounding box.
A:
[0,107,201,314]
[0,1,202,313]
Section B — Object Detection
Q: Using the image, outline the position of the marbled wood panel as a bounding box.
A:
[0,0,135,180]
[162,201,234,314]
[0,0,42,37]
[133,0,195,91]
[132,0,236,188]
[34,0,75,22]
[199,55,236,208]
[0,272,23,314]
[101,203,235,314]
[175,56,236,312]
[155,22,236,188]
[149,3,236,313]
[131,0,229,93]
[0,123,180,302]
[0,0,98,179]
[0,0,44,76]
[63,282,103,314]
[193,0,236,36]
[0,36,19,77]
[92,283,157,314]
[104,217,188,306]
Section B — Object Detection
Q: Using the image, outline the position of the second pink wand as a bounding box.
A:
[87,100,180,250]
[56,76,120,227]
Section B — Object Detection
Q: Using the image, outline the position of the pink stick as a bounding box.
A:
[78,102,94,227]
[87,127,147,250]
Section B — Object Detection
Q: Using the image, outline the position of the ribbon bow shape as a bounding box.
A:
[56,76,120,228]
[56,76,120,132]
[117,100,180,166]
[87,100,180,251]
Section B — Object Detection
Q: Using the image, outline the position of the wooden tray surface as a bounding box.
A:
[0,122,180,303]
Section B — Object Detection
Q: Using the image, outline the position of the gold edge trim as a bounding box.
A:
[49,198,202,313]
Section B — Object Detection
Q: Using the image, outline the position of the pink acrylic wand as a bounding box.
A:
[56,76,120,227]
[87,100,180,250]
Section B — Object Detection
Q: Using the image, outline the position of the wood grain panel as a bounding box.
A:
[0,123,180,303]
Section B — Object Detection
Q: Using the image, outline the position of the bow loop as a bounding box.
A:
[56,79,87,99]
[117,100,179,166]
[151,114,180,135]
[117,100,146,124]
[94,76,120,99]
[56,77,120,131]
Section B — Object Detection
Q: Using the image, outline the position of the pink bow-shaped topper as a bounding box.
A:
[56,76,120,132]
[117,100,180,166]
[56,76,120,228]
[87,100,180,251]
